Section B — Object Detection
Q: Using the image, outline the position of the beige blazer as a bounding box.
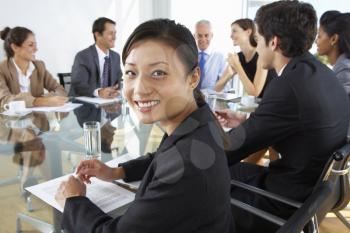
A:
[0,59,67,108]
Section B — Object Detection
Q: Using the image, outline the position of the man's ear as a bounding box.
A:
[94,32,101,41]
[189,67,200,89]
[270,36,280,51]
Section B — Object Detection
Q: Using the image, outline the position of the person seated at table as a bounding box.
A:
[55,19,234,233]
[215,18,276,97]
[216,1,350,232]
[69,17,122,99]
[216,18,278,165]
[0,27,67,109]
[316,10,350,99]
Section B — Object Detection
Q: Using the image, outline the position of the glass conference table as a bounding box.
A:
[0,96,254,233]
[0,100,164,233]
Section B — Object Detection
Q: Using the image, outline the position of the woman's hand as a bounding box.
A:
[215,109,247,128]
[75,159,124,184]
[33,96,68,107]
[55,175,86,208]
[227,53,241,71]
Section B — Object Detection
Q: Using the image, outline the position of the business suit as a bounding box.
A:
[227,52,350,233]
[333,53,350,99]
[0,59,66,108]
[61,104,234,233]
[69,45,122,97]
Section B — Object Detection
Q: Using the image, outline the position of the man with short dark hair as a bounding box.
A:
[217,1,350,232]
[70,17,122,98]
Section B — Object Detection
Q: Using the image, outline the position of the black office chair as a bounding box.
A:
[57,72,71,92]
[230,141,350,233]
[316,142,350,229]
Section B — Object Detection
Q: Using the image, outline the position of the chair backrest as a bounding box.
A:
[316,141,350,222]
[57,73,71,92]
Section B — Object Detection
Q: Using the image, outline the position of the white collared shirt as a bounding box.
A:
[12,58,35,93]
[277,64,287,77]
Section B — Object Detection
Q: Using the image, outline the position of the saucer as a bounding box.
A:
[1,109,33,117]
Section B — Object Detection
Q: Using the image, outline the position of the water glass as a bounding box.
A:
[206,94,217,111]
[83,121,101,160]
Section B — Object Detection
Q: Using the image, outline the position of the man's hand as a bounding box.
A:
[215,109,247,128]
[98,85,119,99]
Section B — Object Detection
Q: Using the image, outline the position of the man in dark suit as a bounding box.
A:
[69,17,122,98]
[216,1,350,232]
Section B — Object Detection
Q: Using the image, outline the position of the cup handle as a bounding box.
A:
[3,104,9,111]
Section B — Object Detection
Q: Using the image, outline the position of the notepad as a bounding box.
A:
[75,96,122,106]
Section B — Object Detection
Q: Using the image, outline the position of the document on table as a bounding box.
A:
[29,102,82,112]
[75,96,121,106]
[26,153,140,213]
[26,174,135,213]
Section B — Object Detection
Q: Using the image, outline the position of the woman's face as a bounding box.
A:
[13,33,37,61]
[316,26,333,56]
[230,23,251,47]
[123,40,196,125]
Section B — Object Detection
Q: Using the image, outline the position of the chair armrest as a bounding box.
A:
[276,181,332,233]
[231,198,286,226]
[231,180,302,208]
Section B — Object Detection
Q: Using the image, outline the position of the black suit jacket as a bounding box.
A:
[69,45,122,97]
[227,52,350,201]
[62,104,233,233]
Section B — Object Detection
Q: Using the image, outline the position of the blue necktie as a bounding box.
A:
[198,51,206,89]
[102,56,110,88]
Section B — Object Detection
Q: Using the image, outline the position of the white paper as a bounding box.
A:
[26,174,135,213]
[75,96,121,106]
[29,102,82,112]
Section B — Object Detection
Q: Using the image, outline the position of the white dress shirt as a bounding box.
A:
[12,58,35,93]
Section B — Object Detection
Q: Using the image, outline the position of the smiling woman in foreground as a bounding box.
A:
[55,19,233,233]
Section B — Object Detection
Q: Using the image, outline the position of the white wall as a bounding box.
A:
[0,0,141,79]
[171,0,243,56]
[2,0,350,80]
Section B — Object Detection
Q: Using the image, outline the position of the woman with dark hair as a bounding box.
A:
[316,11,350,98]
[216,19,278,166]
[0,27,67,108]
[215,18,276,97]
[55,19,233,233]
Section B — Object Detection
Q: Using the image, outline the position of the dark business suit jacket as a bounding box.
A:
[69,45,122,97]
[62,104,233,233]
[227,52,350,232]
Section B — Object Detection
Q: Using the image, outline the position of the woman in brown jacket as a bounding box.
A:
[0,27,67,108]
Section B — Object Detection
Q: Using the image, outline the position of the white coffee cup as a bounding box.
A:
[241,96,255,106]
[3,101,26,114]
